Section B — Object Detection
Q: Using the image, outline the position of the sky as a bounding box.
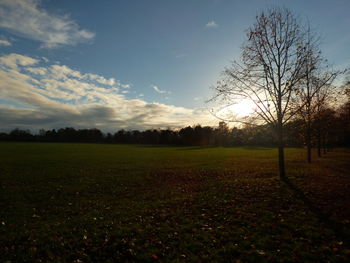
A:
[0,0,349,132]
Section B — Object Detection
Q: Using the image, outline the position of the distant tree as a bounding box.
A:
[114,129,127,143]
[216,122,230,146]
[9,129,33,141]
[105,132,113,143]
[0,132,8,141]
[193,125,205,145]
[315,107,337,154]
[294,27,341,162]
[179,126,195,145]
[230,127,244,146]
[337,81,350,146]
[284,119,304,147]
[212,7,314,179]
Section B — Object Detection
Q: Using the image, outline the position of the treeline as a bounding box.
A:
[1,124,277,146]
[1,105,349,147]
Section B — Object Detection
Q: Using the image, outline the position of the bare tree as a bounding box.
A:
[294,27,341,163]
[212,7,314,179]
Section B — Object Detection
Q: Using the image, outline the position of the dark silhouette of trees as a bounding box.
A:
[9,129,34,141]
[294,26,341,163]
[338,82,350,146]
[1,109,350,148]
[314,108,337,154]
[216,122,229,146]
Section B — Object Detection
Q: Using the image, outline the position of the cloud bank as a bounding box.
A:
[0,0,94,48]
[0,53,215,132]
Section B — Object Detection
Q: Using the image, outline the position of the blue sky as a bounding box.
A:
[0,0,349,131]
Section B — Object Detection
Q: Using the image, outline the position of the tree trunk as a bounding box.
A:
[306,122,312,163]
[317,130,322,157]
[306,99,312,163]
[323,133,327,154]
[277,123,286,180]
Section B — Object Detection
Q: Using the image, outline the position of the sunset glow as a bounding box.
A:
[0,0,349,131]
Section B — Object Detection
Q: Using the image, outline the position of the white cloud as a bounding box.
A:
[50,64,84,80]
[152,85,170,94]
[86,73,117,86]
[0,53,38,69]
[206,20,218,28]
[0,53,216,131]
[96,76,117,86]
[0,0,94,48]
[0,39,11,46]
[26,67,47,75]
[121,83,132,89]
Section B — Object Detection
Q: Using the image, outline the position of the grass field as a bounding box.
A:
[1,143,349,262]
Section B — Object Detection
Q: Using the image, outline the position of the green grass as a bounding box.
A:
[0,143,349,262]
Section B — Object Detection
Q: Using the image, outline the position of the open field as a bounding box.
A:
[1,143,350,262]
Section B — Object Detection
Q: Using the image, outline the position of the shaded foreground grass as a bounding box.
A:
[0,143,349,262]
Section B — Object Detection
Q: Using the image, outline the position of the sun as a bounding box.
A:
[218,99,256,118]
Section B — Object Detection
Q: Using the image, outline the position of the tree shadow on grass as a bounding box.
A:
[282,177,350,244]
